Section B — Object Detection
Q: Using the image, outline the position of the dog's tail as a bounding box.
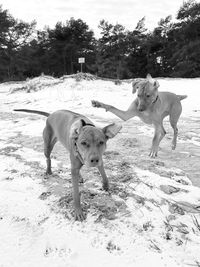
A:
[178,95,187,101]
[14,109,50,117]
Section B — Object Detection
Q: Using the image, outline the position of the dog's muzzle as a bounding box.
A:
[138,106,146,112]
[88,155,101,167]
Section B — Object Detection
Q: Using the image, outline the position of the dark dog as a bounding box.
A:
[92,74,187,157]
[14,109,121,220]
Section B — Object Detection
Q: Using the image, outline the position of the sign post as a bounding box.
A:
[78,57,85,72]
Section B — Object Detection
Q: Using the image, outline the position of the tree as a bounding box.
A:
[125,17,149,78]
[97,20,130,79]
[169,0,200,77]
[0,5,36,81]
[46,18,95,76]
[144,15,173,77]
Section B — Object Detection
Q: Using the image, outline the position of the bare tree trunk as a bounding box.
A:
[116,60,122,79]
[70,53,74,74]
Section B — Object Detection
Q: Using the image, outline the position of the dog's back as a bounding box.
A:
[157,92,186,114]
[159,91,187,101]
[46,110,93,149]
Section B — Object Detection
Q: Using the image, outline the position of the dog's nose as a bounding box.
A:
[138,106,145,112]
[90,156,99,164]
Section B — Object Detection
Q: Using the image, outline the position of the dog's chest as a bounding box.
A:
[140,111,153,124]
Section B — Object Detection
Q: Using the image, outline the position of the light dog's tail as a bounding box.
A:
[178,95,187,101]
[14,109,50,117]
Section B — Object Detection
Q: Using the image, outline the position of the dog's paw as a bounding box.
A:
[91,100,101,107]
[171,141,176,150]
[149,150,158,158]
[102,182,109,191]
[45,170,52,175]
[91,100,110,111]
[79,175,84,184]
[74,208,86,221]
[44,170,52,179]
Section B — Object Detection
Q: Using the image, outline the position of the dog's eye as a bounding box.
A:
[81,141,87,146]
[146,95,150,98]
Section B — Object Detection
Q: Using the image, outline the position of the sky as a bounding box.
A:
[0,0,191,36]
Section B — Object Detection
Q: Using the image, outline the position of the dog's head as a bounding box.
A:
[70,119,122,167]
[132,74,159,112]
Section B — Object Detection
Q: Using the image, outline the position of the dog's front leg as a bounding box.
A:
[98,163,109,191]
[71,160,85,221]
[149,125,163,158]
[92,100,135,121]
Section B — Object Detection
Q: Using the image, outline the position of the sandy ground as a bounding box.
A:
[0,76,200,267]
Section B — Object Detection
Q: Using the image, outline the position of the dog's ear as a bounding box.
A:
[102,123,122,139]
[132,79,142,94]
[147,74,160,89]
[153,80,160,89]
[80,119,87,127]
[146,73,153,80]
[70,119,86,139]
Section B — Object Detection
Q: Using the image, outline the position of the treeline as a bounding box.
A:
[0,0,200,82]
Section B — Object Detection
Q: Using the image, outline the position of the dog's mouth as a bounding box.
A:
[87,162,100,167]
[137,101,146,112]
[138,106,146,112]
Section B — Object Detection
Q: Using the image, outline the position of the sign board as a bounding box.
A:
[78,57,85,64]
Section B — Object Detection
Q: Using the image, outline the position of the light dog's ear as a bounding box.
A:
[146,73,153,80]
[102,123,122,139]
[70,119,86,139]
[153,80,160,89]
[147,74,160,89]
[132,79,142,94]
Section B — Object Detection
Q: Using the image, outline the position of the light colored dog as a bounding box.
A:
[92,74,187,158]
[14,109,121,221]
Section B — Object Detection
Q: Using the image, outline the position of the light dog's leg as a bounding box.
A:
[170,103,182,150]
[158,124,166,144]
[149,124,165,158]
[92,100,136,121]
